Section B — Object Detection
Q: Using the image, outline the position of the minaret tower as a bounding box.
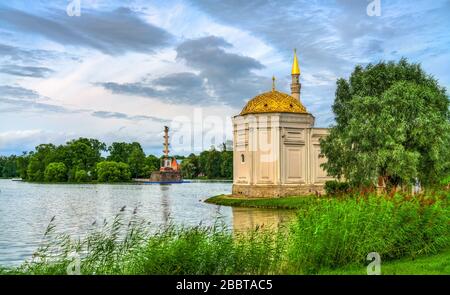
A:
[162,126,170,168]
[290,48,301,100]
[150,125,182,182]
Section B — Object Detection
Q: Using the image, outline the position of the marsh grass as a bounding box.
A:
[285,193,450,273]
[3,192,449,275]
[205,194,319,209]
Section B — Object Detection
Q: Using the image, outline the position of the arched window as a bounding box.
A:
[241,154,245,163]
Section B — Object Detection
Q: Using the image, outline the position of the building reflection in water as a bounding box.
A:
[159,184,171,227]
[232,207,296,233]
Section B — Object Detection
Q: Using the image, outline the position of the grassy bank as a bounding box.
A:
[1,193,449,275]
[205,194,319,209]
[320,248,450,274]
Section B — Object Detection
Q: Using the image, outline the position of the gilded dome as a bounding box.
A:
[240,90,307,115]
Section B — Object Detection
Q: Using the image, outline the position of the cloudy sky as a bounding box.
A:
[0,0,449,156]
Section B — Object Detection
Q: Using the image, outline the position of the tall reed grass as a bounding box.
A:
[3,192,449,275]
[286,193,450,273]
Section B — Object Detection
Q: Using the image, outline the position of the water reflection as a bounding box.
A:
[160,185,171,227]
[0,180,232,265]
[232,207,296,233]
[0,179,297,266]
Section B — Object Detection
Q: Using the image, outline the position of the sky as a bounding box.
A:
[0,0,449,156]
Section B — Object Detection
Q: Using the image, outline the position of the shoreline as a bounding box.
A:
[1,179,231,185]
[205,194,321,209]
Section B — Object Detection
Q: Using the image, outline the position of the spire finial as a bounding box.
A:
[272,75,276,91]
[292,48,300,75]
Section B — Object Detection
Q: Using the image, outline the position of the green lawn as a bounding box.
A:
[321,249,450,275]
[205,194,319,209]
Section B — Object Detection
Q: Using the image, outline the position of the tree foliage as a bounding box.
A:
[108,142,148,178]
[96,161,131,182]
[3,140,233,182]
[145,155,161,175]
[180,158,197,179]
[180,146,233,179]
[321,59,450,188]
[0,155,18,178]
[74,169,89,182]
[44,162,67,182]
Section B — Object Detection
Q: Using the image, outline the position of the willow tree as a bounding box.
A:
[320,58,450,189]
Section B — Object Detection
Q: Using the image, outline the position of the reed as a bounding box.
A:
[2,192,449,275]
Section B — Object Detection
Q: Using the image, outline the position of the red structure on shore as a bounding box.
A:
[149,126,182,182]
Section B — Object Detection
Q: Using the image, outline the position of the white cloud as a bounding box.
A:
[0,129,74,153]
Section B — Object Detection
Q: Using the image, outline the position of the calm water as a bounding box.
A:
[0,179,295,266]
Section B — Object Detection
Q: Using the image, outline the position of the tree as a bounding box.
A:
[108,142,147,178]
[74,169,89,182]
[206,148,222,179]
[0,155,18,177]
[16,152,30,179]
[108,142,132,163]
[96,161,131,182]
[27,155,44,181]
[180,158,197,179]
[26,144,57,181]
[67,138,106,172]
[198,150,209,176]
[144,155,160,175]
[128,145,146,178]
[186,153,199,177]
[44,162,67,182]
[320,59,450,189]
[220,151,233,179]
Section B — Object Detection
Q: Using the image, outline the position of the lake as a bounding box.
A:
[0,179,295,266]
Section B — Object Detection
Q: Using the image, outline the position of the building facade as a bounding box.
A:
[232,50,333,197]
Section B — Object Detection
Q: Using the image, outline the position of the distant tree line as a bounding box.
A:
[0,139,233,182]
[180,143,233,179]
[0,155,18,178]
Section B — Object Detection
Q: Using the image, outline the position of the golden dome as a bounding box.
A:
[240,90,307,115]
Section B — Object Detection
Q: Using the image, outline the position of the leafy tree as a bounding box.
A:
[44,162,67,182]
[320,59,450,189]
[26,144,57,180]
[108,142,132,163]
[180,158,197,179]
[0,155,18,177]
[179,148,232,179]
[16,152,30,179]
[108,142,147,178]
[66,138,106,172]
[185,153,199,177]
[198,150,209,176]
[27,155,44,181]
[206,148,222,179]
[220,151,233,179]
[144,155,160,175]
[74,169,89,182]
[440,175,450,190]
[96,161,131,182]
[128,145,146,178]
[107,142,140,162]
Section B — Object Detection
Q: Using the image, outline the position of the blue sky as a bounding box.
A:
[0,0,449,155]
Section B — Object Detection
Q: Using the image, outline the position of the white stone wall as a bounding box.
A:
[232,113,333,188]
